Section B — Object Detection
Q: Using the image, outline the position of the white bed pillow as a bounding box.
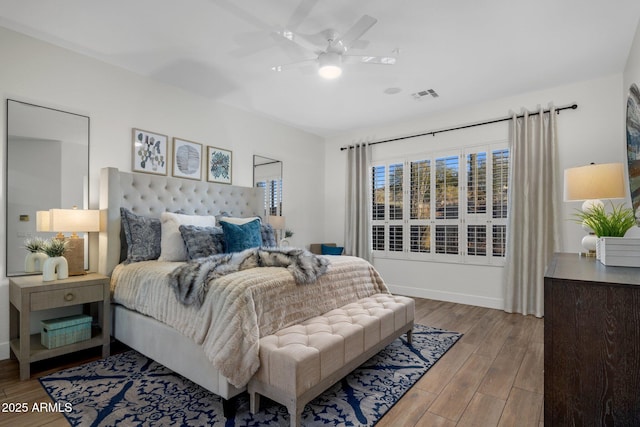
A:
[218,216,261,225]
[159,212,217,261]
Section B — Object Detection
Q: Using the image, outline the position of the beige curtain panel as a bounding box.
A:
[503,105,561,317]
[345,143,372,261]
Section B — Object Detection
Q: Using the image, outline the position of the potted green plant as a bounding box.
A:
[573,203,637,260]
[24,236,46,253]
[281,229,294,247]
[41,238,69,281]
[23,237,49,273]
[573,203,636,238]
[41,238,69,257]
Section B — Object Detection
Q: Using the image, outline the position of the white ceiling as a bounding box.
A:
[1,0,639,137]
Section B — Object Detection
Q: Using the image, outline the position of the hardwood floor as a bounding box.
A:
[0,298,544,426]
[378,298,544,427]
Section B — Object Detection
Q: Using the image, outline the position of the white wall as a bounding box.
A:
[0,27,325,359]
[324,73,627,309]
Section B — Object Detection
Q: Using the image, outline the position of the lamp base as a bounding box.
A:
[64,238,86,276]
[581,233,598,254]
[578,251,597,258]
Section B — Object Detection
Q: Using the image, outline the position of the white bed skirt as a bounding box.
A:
[111,304,244,400]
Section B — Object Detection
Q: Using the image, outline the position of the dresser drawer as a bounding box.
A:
[30,284,104,311]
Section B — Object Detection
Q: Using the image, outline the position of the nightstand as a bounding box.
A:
[9,273,110,380]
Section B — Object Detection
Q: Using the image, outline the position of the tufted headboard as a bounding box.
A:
[98,167,265,276]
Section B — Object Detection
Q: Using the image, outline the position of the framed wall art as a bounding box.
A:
[627,83,640,223]
[172,138,203,180]
[207,146,232,184]
[132,129,168,175]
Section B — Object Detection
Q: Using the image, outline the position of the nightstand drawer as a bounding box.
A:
[30,284,104,311]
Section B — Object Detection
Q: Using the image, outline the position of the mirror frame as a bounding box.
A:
[253,154,283,217]
[5,99,90,276]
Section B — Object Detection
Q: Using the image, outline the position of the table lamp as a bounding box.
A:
[37,208,100,275]
[268,215,286,245]
[564,162,626,255]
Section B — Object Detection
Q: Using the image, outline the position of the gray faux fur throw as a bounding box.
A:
[168,247,329,307]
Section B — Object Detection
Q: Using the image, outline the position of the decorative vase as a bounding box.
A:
[42,256,69,281]
[25,252,48,273]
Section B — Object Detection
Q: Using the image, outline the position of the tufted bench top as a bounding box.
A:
[249,293,415,427]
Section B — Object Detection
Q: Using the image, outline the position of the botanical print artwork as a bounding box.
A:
[132,129,167,175]
[627,83,640,223]
[173,138,202,180]
[207,146,232,184]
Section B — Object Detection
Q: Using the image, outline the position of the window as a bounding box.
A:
[409,160,430,254]
[256,178,282,216]
[371,163,405,254]
[434,154,459,258]
[371,143,508,265]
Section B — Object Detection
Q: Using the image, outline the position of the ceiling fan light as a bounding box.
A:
[318,52,342,79]
[318,65,342,79]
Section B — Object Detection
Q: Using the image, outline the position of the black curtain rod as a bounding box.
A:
[340,103,578,151]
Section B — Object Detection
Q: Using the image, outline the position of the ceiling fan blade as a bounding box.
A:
[271,58,316,72]
[332,15,377,52]
[285,0,320,31]
[275,29,323,54]
[343,55,397,65]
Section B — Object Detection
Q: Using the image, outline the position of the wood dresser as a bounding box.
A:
[544,252,640,426]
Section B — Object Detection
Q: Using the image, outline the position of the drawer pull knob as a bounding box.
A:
[64,293,75,302]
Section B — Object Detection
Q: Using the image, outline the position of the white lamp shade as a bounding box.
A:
[318,52,342,79]
[563,163,626,201]
[268,215,286,230]
[36,211,51,232]
[49,209,100,233]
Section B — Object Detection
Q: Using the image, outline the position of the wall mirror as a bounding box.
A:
[253,155,283,217]
[6,99,90,276]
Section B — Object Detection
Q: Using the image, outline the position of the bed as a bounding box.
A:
[97,167,389,403]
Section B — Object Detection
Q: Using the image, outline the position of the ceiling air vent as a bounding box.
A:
[411,89,439,100]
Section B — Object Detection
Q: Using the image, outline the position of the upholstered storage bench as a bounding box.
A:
[248,293,415,427]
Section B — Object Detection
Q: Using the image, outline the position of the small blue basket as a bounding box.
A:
[41,314,92,349]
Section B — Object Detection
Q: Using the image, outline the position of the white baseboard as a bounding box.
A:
[387,284,504,310]
[0,341,10,360]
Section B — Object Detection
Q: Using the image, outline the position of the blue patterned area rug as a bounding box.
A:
[40,324,461,426]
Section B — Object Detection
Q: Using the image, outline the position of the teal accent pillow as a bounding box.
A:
[220,219,263,253]
[321,244,344,255]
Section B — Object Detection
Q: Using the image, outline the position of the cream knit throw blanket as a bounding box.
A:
[111,256,389,387]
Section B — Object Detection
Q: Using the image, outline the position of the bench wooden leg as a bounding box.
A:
[407,328,413,344]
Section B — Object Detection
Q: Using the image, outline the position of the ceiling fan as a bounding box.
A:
[271,14,397,79]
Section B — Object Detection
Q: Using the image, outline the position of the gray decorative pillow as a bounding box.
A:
[261,224,277,247]
[179,224,226,260]
[120,208,162,263]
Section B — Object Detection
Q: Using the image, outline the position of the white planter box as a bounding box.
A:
[598,237,640,267]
